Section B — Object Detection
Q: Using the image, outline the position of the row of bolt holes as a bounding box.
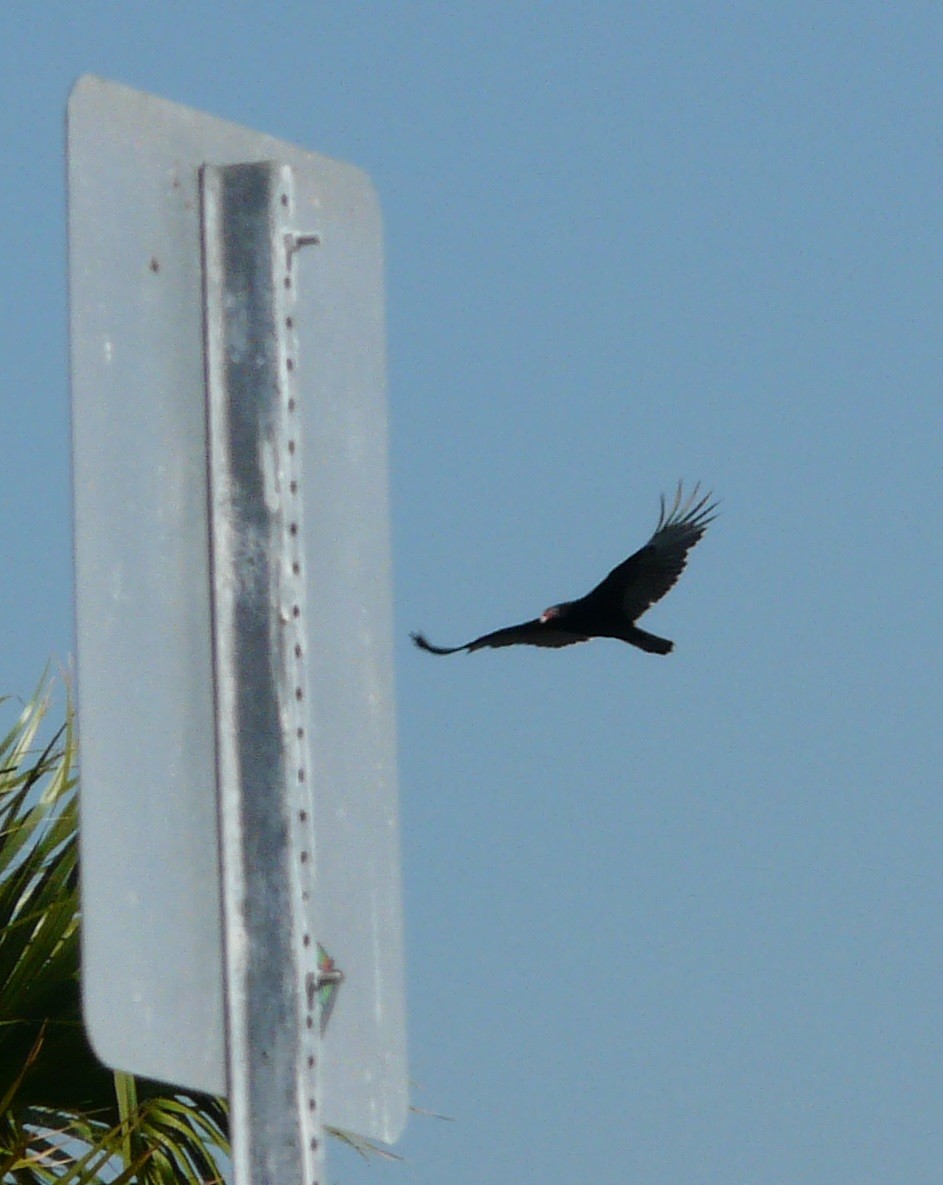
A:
[283,257,321,1161]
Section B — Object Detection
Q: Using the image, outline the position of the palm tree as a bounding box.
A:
[0,685,229,1183]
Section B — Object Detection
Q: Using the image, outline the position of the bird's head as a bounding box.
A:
[540,604,565,624]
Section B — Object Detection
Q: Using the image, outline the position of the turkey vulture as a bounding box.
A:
[412,483,716,656]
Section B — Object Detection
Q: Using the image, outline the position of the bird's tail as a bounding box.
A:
[625,626,673,655]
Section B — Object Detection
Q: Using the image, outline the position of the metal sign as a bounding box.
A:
[68,76,407,1145]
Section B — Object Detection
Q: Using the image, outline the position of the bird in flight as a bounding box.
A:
[412,483,716,656]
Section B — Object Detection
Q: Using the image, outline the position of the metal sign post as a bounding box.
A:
[69,75,408,1170]
[202,162,324,1185]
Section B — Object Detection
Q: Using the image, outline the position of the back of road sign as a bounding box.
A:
[68,76,406,1143]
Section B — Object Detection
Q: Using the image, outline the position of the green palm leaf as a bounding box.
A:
[0,686,229,1184]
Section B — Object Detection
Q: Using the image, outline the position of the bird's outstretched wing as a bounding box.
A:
[588,483,717,623]
[412,618,588,655]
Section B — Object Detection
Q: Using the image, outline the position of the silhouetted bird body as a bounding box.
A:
[412,483,716,657]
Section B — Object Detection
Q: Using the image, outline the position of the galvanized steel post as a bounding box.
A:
[201,161,323,1185]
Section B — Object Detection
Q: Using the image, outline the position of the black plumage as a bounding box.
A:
[412,483,716,656]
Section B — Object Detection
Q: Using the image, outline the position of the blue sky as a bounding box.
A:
[3,5,943,1182]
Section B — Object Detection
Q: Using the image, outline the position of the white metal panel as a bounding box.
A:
[68,75,406,1143]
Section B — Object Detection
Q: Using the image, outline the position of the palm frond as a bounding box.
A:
[0,683,229,1185]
